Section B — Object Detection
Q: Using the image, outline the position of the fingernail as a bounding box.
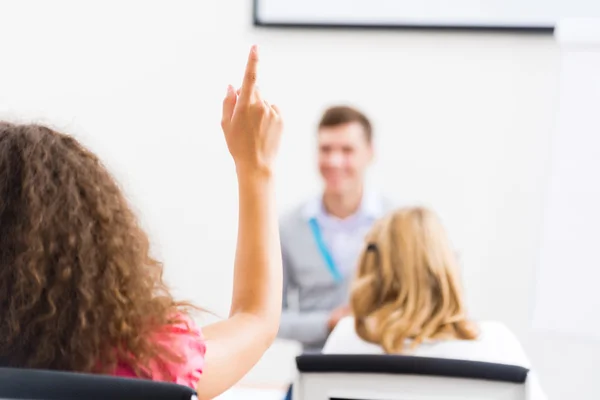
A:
[252,44,259,54]
[226,85,234,95]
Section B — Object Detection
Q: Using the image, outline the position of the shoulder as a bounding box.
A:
[280,204,305,228]
[470,321,532,367]
[475,322,546,398]
[148,314,207,389]
[323,317,383,355]
[365,189,397,217]
[279,201,311,238]
[477,321,520,344]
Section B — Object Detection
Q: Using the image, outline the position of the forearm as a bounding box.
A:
[230,169,282,334]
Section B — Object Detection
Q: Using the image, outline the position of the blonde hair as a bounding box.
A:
[351,206,478,354]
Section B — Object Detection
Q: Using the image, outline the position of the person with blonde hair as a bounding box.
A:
[323,206,546,399]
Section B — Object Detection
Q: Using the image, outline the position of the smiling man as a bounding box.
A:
[277,105,392,352]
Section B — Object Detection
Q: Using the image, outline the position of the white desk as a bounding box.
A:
[216,386,286,400]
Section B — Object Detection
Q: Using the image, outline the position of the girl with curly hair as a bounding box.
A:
[0,45,282,400]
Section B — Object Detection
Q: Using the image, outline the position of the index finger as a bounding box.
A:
[239,45,259,102]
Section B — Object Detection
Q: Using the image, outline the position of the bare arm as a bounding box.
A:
[195,45,283,400]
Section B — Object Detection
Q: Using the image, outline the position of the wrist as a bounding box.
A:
[235,162,274,182]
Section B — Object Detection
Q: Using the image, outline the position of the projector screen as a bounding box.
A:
[254,0,600,30]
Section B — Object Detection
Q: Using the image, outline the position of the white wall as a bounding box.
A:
[0,0,597,398]
[533,23,600,342]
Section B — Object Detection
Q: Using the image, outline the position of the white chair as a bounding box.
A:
[292,354,529,400]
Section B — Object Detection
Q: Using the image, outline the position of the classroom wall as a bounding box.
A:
[0,1,597,398]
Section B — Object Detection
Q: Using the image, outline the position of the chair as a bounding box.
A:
[0,367,197,400]
[292,354,530,400]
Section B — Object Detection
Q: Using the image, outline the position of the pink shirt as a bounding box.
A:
[113,314,206,389]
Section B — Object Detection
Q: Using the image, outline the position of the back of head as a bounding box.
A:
[351,207,478,354]
[0,122,188,376]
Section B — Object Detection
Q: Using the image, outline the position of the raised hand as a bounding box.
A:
[221,45,283,176]
[197,44,284,400]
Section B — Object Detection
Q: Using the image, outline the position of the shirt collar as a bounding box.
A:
[302,189,385,221]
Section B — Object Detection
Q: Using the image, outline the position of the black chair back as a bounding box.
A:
[296,354,529,383]
[0,367,196,400]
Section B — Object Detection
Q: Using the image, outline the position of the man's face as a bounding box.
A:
[318,122,373,195]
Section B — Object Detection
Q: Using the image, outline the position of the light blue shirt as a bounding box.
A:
[302,191,385,279]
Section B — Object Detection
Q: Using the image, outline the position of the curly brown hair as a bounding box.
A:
[0,122,193,378]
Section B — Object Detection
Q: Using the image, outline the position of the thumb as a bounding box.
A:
[221,85,237,129]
